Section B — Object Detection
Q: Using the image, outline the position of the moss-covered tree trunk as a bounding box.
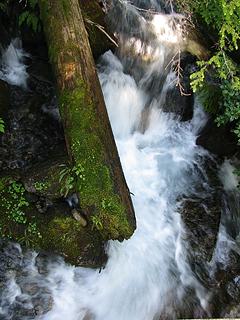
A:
[38,0,136,241]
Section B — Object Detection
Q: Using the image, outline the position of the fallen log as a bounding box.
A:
[38,0,136,241]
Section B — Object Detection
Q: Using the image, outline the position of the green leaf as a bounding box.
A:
[0,118,5,134]
[19,11,30,27]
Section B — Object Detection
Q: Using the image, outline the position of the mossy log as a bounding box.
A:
[38,0,136,241]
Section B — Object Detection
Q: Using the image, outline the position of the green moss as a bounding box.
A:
[42,216,84,260]
[38,0,134,241]
[60,0,70,15]
[0,177,105,266]
[60,82,134,240]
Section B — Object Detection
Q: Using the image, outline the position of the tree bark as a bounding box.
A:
[38,0,136,240]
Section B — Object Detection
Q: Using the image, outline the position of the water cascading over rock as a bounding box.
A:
[0,1,239,319]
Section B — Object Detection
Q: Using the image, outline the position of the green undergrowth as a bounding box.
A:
[0,176,103,265]
[0,118,5,133]
[175,0,240,142]
[0,178,42,247]
[18,0,41,32]
[0,0,7,12]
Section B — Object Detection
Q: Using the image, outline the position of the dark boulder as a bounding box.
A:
[197,119,239,157]
[181,162,222,283]
[182,196,221,264]
[163,54,195,121]
[80,0,117,59]
[0,79,10,118]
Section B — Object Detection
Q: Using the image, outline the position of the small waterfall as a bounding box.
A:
[40,2,210,319]
[1,1,239,319]
[211,161,240,269]
[0,38,29,88]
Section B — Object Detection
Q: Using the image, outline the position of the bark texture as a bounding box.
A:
[38,0,136,241]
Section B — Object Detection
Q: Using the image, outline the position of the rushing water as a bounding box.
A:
[0,38,29,88]
[1,1,240,319]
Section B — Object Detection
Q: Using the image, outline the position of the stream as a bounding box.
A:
[0,1,240,319]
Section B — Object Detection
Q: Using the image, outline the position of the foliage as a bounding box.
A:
[175,0,240,51]
[18,222,42,246]
[59,163,87,197]
[0,118,5,134]
[0,0,8,12]
[190,0,240,51]
[0,179,42,245]
[59,165,75,197]
[176,0,240,141]
[6,181,29,224]
[34,181,48,192]
[91,215,103,231]
[18,0,41,32]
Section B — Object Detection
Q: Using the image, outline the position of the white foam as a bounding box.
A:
[0,38,29,87]
[219,159,239,191]
[2,4,212,320]
[41,51,208,320]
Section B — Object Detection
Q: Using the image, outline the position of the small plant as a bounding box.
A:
[0,0,8,12]
[34,181,48,192]
[91,215,103,231]
[59,163,86,197]
[101,198,113,210]
[27,222,42,239]
[72,163,86,181]
[0,224,12,239]
[0,118,5,134]
[6,181,29,224]
[18,222,42,247]
[59,165,75,197]
[18,0,41,32]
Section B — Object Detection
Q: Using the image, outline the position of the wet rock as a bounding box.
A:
[0,18,10,51]
[164,87,194,121]
[72,209,88,227]
[181,162,222,282]
[227,276,240,301]
[80,0,117,59]
[35,197,53,214]
[35,252,61,275]
[223,304,240,318]
[0,241,22,279]
[27,58,54,97]
[181,25,210,61]
[182,197,221,263]
[22,157,68,200]
[163,55,195,121]
[197,119,239,157]
[0,85,65,170]
[0,79,10,118]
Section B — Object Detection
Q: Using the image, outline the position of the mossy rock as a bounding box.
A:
[22,149,135,242]
[0,176,106,267]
